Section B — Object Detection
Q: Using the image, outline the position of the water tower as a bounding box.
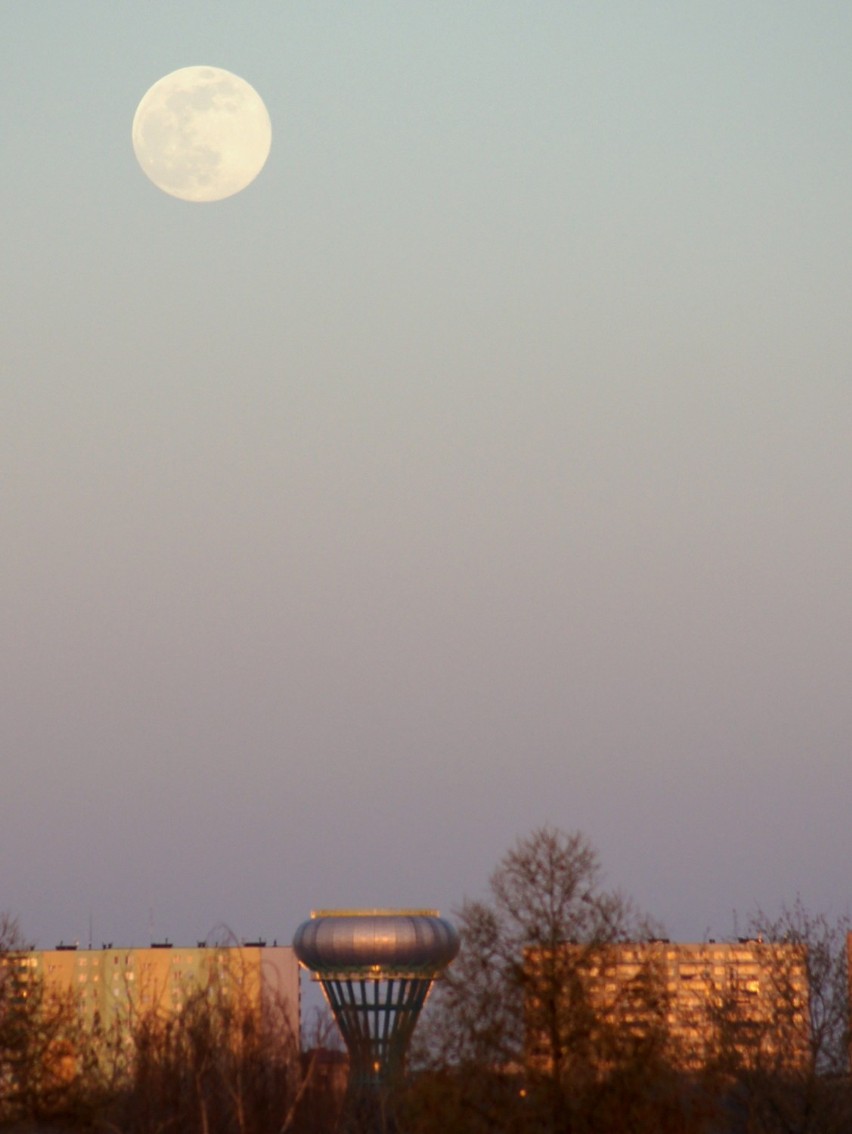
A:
[293,909,459,1133]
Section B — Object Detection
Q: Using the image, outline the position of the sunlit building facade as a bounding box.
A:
[20,942,300,1042]
[526,939,810,1074]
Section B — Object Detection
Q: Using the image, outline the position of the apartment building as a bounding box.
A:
[17,942,300,1042]
[526,939,810,1073]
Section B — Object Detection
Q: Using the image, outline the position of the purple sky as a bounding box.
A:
[2,2,851,954]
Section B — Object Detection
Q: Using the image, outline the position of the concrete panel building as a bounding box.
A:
[526,939,810,1074]
[22,942,300,1043]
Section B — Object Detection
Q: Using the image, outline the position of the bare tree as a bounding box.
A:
[707,902,852,1134]
[107,955,303,1134]
[408,827,682,1134]
[0,913,91,1125]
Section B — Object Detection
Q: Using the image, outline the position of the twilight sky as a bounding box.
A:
[3,2,852,953]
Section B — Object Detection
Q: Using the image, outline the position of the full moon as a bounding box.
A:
[132,66,271,202]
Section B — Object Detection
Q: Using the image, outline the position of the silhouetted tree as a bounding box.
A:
[0,913,90,1126]
[707,902,852,1134]
[407,827,690,1134]
[105,954,303,1134]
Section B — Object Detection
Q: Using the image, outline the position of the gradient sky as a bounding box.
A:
[3,2,852,955]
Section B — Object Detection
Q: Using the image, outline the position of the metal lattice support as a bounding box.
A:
[322,975,433,1088]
